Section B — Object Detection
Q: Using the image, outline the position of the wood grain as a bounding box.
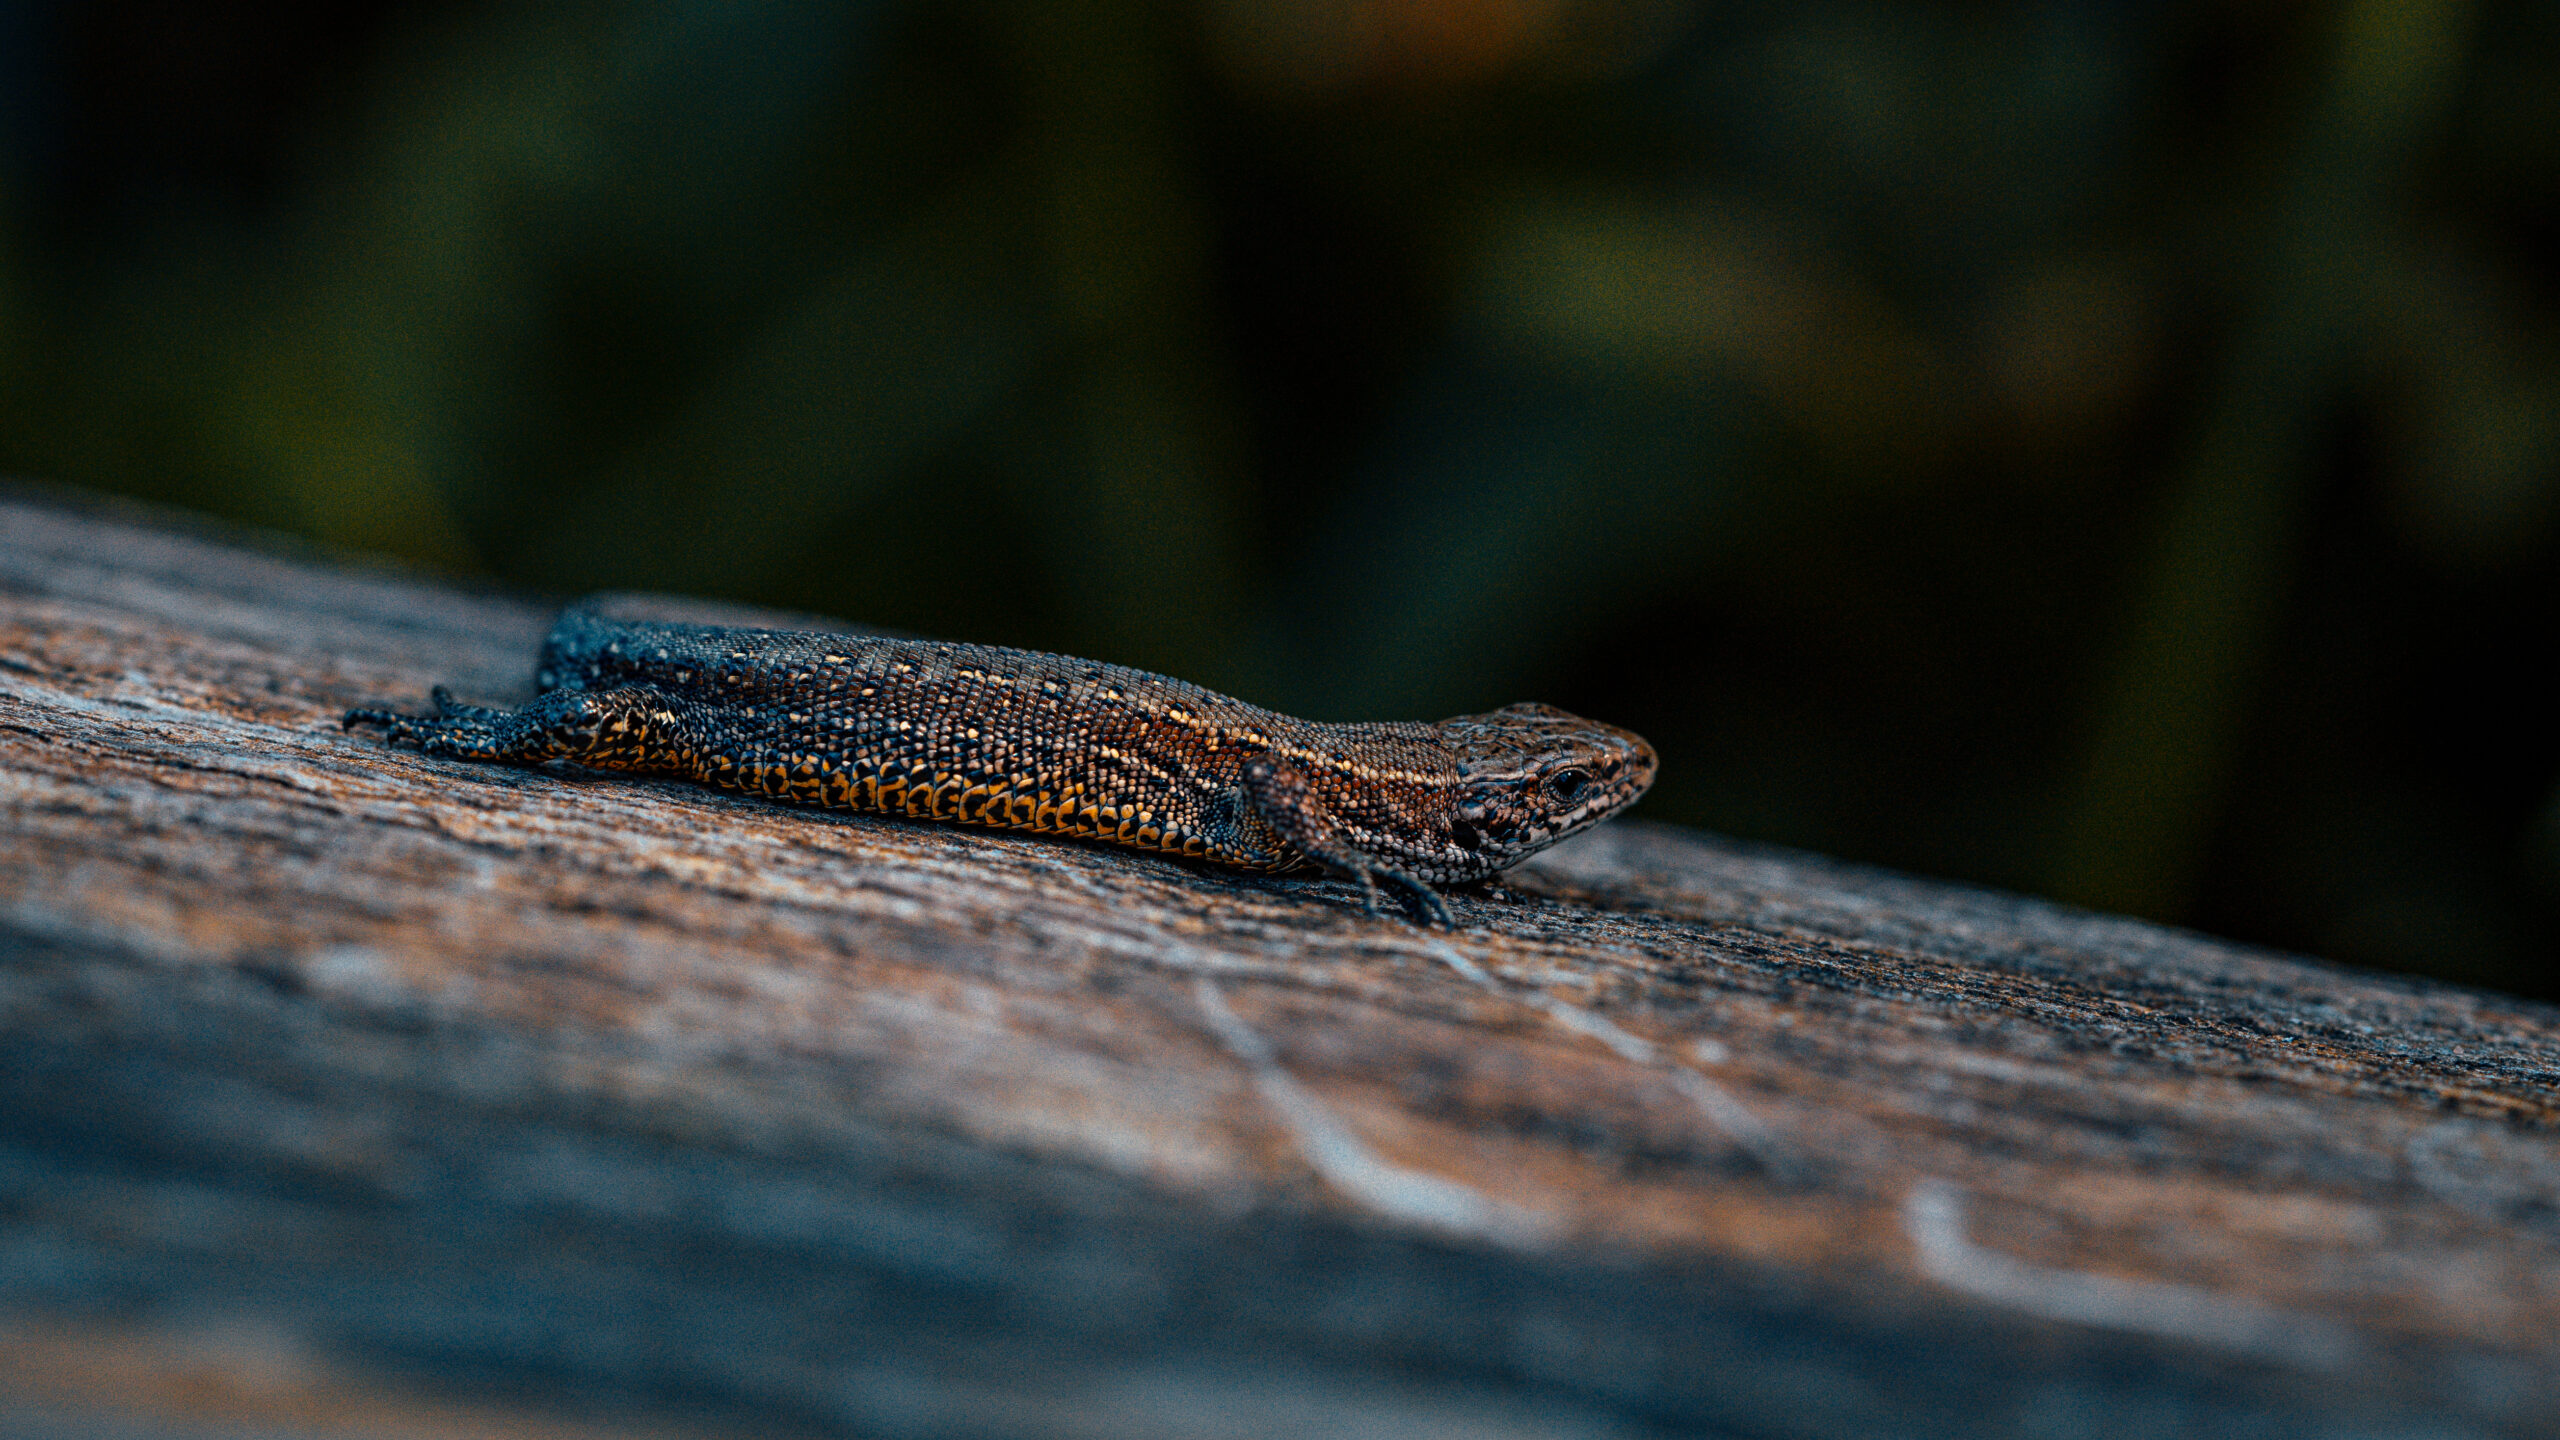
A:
[4,486,2557,1438]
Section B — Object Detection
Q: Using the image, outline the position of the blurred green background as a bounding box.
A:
[2,0,2554,994]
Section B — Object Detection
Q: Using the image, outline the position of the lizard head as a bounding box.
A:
[1438,702,1657,877]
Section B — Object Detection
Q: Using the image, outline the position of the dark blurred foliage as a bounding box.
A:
[2,0,2555,993]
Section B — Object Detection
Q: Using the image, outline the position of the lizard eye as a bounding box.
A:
[1546,768,1589,803]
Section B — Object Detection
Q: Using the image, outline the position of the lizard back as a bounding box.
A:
[538,610,1455,873]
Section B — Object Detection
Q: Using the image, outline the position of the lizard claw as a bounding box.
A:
[1358,866,1454,928]
[1397,875,1456,929]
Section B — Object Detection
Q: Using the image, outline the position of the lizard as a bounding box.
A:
[343,605,1658,926]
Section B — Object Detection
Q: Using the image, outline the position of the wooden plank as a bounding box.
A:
[3,485,2556,1438]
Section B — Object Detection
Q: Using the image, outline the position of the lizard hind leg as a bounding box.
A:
[344,687,664,768]
[429,685,514,723]
[1241,758,1454,928]
[341,698,509,761]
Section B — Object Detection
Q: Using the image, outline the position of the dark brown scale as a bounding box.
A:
[344,607,1658,926]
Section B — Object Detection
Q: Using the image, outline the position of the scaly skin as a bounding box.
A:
[345,607,1658,925]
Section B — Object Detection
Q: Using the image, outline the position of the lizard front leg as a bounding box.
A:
[1241,758,1454,928]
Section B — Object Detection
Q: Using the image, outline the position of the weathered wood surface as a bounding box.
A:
[3,486,2558,1439]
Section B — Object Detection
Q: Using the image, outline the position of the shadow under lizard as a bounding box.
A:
[345,606,1657,925]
